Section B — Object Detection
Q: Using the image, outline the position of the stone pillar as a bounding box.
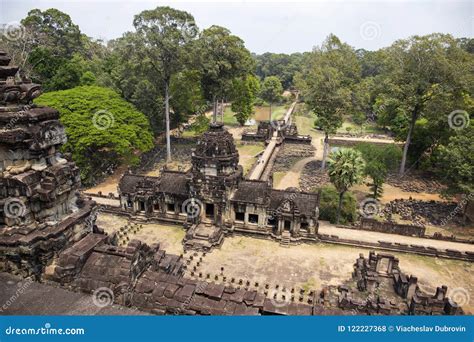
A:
[406,276,418,301]
[293,219,300,236]
[277,219,283,235]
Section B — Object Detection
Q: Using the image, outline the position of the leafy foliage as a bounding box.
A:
[231,75,260,125]
[373,34,473,174]
[35,86,154,185]
[328,148,365,223]
[197,25,254,120]
[318,186,357,224]
[260,76,283,105]
[355,143,402,198]
[0,8,105,91]
[133,6,199,161]
[254,52,309,89]
[436,126,474,197]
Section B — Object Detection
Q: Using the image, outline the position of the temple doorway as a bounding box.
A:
[205,203,215,219]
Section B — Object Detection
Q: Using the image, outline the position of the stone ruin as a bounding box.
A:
[337,251,463,315]
[358,218,425,237]
[0,51,95,278]
[242,120,311,145]
[118,123,320,250]
[0,52,466,317]
[44,232,464,315]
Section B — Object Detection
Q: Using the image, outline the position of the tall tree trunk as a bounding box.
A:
[462,199,470,226]
[164,81,171,162]
[336,191,345,224]
[269,102,272,122]
[373,184,378,199]
[220,99,225,123]
[399,109,418,176]
[321,132,329,170]
[212,95,217,124]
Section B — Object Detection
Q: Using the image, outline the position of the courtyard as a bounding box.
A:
[96,213,473,313]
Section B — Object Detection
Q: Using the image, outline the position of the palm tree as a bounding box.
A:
[328,148,365,224]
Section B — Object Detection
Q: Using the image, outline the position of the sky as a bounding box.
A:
[1,0,473,54]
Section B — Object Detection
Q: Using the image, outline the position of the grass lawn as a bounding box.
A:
[235,142,264,175]
[223,105,288,127]
[272,171,286,188]
[181,130,198,138]
[336,120,386,135]
[294,116,316,136]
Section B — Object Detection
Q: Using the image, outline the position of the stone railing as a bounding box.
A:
[358,218,425,237]
[318,234,474,262]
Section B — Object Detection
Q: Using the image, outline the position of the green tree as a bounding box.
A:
[197,25,253,122]
[2,8,104,91]
[170,69,206,125]
[376,34,472,175]
[133,6,198,162]
[97,32,165,134]
[328,148,365,224]
[231,75,260,125]
[260,76,283,121]
[297,34,360,169]
[317,186,357,224]
[437,126,474,223]
[355,143,402,199]
[35,86,154,186]
[254,52,310,89]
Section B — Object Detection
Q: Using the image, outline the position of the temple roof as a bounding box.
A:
[231,180,270,205]
[158,171,188,195]
[119,171,189,196]
[193,123,239,159]
[269,189,319,217]
[231,180,319,217]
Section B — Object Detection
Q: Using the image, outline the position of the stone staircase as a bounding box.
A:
[280,231,291,247]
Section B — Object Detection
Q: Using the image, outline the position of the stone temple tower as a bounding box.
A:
[0,51,94,277]
[189,122,243,227]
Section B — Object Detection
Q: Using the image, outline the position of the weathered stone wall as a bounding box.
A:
[48,234,463,315]
[273,143,314,173]
[318,233,474,262]
[358,218,425,237]
[0,200,95,278]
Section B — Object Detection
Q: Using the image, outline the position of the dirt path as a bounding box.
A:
[352,183,446,203]
[275,129,324,189]
[275,156,315,189]
[84,164,128,196]
[318,221,474,253]
[329,136,399,144]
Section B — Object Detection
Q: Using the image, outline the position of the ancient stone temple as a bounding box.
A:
[242,120,312,145]
[119,123,320,250]
[0,51,94,278]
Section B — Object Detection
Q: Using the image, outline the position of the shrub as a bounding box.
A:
[317,186,357,224]
[36,86,154,186]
